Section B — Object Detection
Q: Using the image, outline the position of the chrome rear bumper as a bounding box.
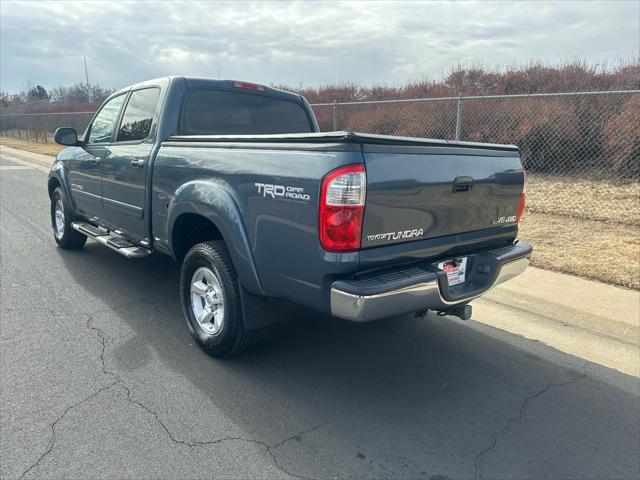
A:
[331,241,531,322]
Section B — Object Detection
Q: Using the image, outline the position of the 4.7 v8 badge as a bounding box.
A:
[491,215,517,225]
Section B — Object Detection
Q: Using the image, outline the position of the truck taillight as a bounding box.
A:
[319,164,366,252]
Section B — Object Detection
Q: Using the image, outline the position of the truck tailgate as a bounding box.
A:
[361,144,524,248]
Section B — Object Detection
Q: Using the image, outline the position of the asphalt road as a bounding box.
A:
[1,154,639,480]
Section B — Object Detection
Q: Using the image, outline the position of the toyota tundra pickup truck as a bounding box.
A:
[49,77,531,357]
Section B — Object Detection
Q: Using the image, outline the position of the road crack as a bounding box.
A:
[473,366,587,480]
[117,377,327,479]
[265,422,331,480]
[17,381,118,480]
[16,316,120,479]
[21,313,327,479]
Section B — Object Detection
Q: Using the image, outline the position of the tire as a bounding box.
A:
[50,187,87,249]
[180,241,259,358]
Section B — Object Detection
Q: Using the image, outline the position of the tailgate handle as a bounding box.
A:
[453,176,473,193]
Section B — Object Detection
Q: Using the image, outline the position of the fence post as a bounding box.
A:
[455,95,463,141]
[332,100,337,131]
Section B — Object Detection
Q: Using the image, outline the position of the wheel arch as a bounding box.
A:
[47,176,61,198]
[167,181,264,296]
[171,213,223,262]
[47,163,75,210]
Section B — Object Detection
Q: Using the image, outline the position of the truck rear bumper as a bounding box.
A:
[330,241,532,322]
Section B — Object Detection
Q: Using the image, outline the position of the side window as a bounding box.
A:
[117,88,160,142]
[87,94,126,144]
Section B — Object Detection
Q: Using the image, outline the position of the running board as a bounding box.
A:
[72,222,151,258]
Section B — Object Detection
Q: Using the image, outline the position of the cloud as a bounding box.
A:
[0,0,637,93]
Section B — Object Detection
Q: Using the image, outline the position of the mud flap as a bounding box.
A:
[239,287,283,331]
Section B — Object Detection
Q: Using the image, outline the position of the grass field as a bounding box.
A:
[0,136,64,156]
[527,175,640,226]
[518,212,638,289]
[2,136,637,289]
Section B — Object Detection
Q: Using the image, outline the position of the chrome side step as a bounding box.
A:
[72,222,151,258]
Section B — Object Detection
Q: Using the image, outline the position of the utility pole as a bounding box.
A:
[84,56,89,85]
[84,56,92,104]
[217,69,221,79]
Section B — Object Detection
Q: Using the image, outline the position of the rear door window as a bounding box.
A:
[117,88,160,142]
[179,89,313,135]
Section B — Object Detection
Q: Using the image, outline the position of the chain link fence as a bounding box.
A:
[314,90,640,224]
[0,111,94,143]
[1,91,638,223]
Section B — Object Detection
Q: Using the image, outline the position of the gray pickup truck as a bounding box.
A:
[49,76,531,357]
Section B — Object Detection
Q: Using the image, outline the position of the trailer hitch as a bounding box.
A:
[415,304,473,321]
[437,304,473,321]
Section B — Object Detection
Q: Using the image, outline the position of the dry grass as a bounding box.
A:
[527,174,640,225]
[519,212,639,289]
[0,136,64,156]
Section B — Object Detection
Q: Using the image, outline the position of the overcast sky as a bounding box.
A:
[1,0,638,93]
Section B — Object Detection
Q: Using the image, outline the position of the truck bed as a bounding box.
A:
[167,131,519,152]
[164,130,523,247]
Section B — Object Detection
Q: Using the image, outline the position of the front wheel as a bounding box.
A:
[50,187,87,249]
[180,241,259,357]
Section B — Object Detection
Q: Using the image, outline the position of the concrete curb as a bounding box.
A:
[479,266,640,377]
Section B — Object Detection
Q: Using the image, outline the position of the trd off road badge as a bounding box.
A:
[255,183,311,202]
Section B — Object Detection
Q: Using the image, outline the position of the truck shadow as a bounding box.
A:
[58,242,640,479]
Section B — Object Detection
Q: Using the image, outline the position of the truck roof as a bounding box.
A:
[111,76,303,103]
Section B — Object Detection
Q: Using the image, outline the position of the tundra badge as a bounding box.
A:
[366,228,425,242]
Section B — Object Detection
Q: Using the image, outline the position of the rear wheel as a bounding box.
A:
[180,241,259,357]
[50,187,87,249]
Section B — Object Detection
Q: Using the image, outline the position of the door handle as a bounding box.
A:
[453,176,473,193]
[130,159,145,168]
[90,156,101,164]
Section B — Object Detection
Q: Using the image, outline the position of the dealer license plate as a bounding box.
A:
[437,257,468,286]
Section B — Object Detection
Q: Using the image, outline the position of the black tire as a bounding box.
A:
[50,187,87,249]
[180,241,259,358]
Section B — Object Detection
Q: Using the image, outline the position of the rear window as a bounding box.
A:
[179,89,313,135]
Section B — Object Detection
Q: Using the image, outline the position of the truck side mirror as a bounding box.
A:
[54,127,79,146]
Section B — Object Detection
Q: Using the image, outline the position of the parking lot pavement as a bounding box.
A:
[1,154,639,480]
